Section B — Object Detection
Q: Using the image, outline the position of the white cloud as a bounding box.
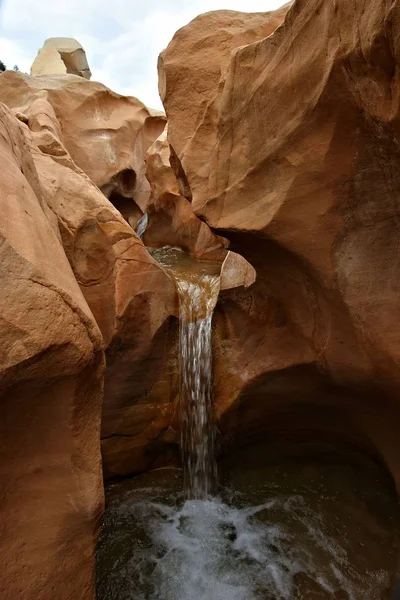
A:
[0,37,31,72]
[0,0,287,108]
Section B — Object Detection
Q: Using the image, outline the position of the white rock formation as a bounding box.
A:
[31,38,91,79]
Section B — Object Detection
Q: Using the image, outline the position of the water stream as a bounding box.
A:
[175,262,219,498]
[135,212,148,239]
[97,247,400,600]
[149,246,220,497]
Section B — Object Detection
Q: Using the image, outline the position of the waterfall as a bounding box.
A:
[136,212,148,238]
[175,273,219,499]
[98,245,399,600]
[148,246,220,498]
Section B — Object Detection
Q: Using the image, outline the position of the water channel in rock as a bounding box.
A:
[97,247,400,600]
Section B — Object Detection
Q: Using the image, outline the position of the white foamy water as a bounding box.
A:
[98,489,392,600]
[148,498,297,600]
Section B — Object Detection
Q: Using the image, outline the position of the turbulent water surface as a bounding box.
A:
[97,449,400,600]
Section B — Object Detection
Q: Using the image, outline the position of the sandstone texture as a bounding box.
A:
[4,0,400,593]
[161,1,400,487]
[0,70,166,227]
[144,127,227,260]
[0,102,104,600]
[31,37,92,79]
[158,6,289,214]
[0,27,262,600]
[0,64,175,596]
[0,70,178,482]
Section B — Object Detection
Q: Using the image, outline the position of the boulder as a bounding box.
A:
[31,37,92,79]
[0,102,104,600]
[219,251,256,291]
[161,1,400,488]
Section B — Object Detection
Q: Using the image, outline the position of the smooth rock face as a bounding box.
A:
[0,70,178,481]
[144,128,227,260]
[0,102,104,600]
[4,1,400,593]
[161,1,400,487]
[31,37,92,79]
[158,6,290,213]
[0,70,166,228]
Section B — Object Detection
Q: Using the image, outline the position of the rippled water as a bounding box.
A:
[97,451,400,600]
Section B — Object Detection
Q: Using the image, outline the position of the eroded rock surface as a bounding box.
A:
[144,128,227,260]
[0,70,166,228]
[0,71,179,481]
[31,37,92,79]
[161,1,400,487]
[158,6,290,213]
[0,102,104,600]
[4,0,400,593]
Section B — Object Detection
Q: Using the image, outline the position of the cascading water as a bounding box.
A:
[147,246,220,497]
[97,247,400,600]
[175,270,219,498]
[135,212,148,238]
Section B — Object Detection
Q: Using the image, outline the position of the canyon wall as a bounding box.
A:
[160,0,400,486]
[0,71,182,483]
[0,70,175,595]
[0,100,104,599]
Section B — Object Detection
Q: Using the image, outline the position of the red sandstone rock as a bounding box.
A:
[0,70,166,227]
[220,251,256,291]
[161,1,400,487]
[0,102,104,600]
[0,73,178,481]
[158,6,289,214]
[144,128,227,260]
[5,4,400,588]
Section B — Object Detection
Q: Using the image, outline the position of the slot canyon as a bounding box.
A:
[1,0,400,598]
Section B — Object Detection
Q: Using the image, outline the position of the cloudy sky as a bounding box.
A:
[0,0,286,109]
